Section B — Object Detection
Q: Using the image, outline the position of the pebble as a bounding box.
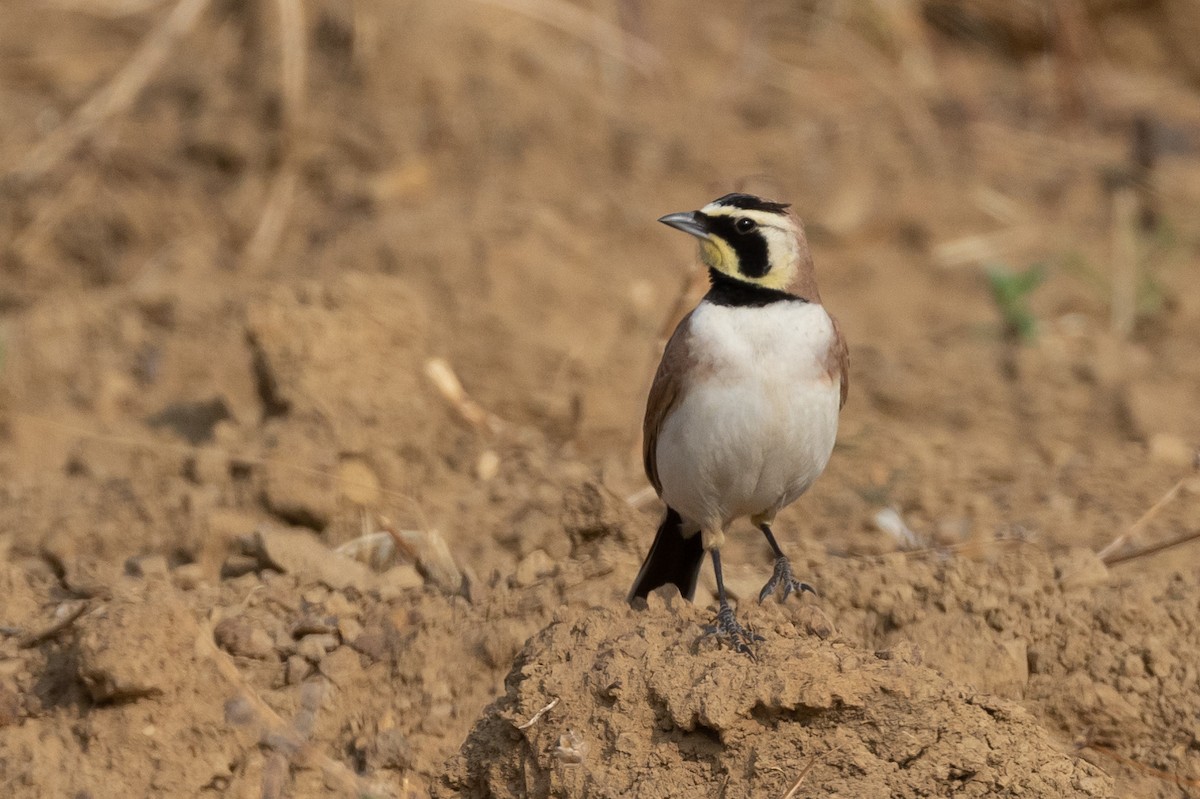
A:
[318,646,364,686]
[297,633,339,662]
[349,628,389,662]
[336,457,381,506]
[171,563,208,591]
[292,617,338,637]
[124,554,169,579]
[338,617,364,643]
[220,555,260,579]
[285,655,313,685]
[376,565,424,601]
[253,528,379,592]
[213,618,276,660]
[513,549,553,587]
[1147,433,1196,468]
[324,591,357,618]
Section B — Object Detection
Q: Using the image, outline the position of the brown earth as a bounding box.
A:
[2,0,1200,797]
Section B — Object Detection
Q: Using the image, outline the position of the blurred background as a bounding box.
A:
[2,0,1198,569]
[1,0,1200,795]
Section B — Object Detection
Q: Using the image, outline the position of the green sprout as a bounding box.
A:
[985,263,1045,342]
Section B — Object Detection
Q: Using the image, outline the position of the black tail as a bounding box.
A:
[628,507,705,603]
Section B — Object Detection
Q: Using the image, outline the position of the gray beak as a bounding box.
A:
[658,211,709,239]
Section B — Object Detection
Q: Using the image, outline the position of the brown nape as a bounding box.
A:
[785,213,822,303]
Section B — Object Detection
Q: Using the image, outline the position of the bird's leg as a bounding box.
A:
[757,523,816,603]
[703,548,762,655]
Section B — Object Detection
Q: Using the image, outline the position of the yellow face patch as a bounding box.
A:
[696,205,800,291]
[699,238,737,276]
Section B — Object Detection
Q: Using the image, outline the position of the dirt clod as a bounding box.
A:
[441,603,1113,798]
[77,587,196,702]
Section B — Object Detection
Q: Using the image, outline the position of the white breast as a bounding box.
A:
[655,300,841,536]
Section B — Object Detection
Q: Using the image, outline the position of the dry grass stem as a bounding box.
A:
[335,531,398,572]
[18,601,89,648]
[933,227,1034,269]
[873,507,923,550]
[243,168,300,270]
[424,358,507,434]
[624,485,657,509]
[516,696,559,730]
[197,612,384,797]
[9,0,212,180]
[243,0,307,270]
[1097,463,1196,563]
[1104,528,1200,568]
[972,186,1027,225]
[780,754,820,799]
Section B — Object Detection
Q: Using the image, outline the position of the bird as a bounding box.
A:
[628,192,848,653]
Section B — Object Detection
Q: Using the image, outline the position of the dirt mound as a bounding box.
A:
[440,592,1113,799]
[4,0,1200,795]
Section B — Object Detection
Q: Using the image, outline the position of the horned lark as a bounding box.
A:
[629,192,848,652]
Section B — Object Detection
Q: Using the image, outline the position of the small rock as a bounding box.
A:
[319,646,365,685]
[1122,382,1196,440]
[124,554,169,579]
[875,639,922,666]
[369,728,415,770]
[338,617,364,643]
[349,628,389,661]
[220,554,260,579]
[645,583,684,613]
[395,529,461,594]
[560,481,636,551]
[376,564,424,601]
[77,587,197,702]
[301,586,330,605]
[614,732,639,755]
[292,616,338,638]
[475,450,500,482]
[513,549,554,587]
[796,604,836,639]
[262,427,337,529]
[297,633,338,662]
[285,655,312,685]
[253,527,378,592]
[337,457,381,506]
[1147,433,1196,468]
[213,617,276,660]
[0,684,21,727]
[272,627,297,657]
[171,563,208,591]
[324,591,357,617]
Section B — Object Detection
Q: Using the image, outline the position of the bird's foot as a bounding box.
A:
[758,556,817,603]
[703,602,763,656]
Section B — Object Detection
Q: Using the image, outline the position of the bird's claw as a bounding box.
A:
[703,602,763,656]
[758,556,817,603]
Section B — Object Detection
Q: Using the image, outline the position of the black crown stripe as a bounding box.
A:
[711,193,791,215]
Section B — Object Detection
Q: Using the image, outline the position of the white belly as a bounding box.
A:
[655,300,840,535]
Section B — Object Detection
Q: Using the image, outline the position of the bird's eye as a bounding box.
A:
[735,218,756,234]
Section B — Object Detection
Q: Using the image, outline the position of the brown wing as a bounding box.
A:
[826,312,849,409]
[642,312,695,495]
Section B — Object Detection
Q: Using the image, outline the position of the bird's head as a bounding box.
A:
[658,193,814,296]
